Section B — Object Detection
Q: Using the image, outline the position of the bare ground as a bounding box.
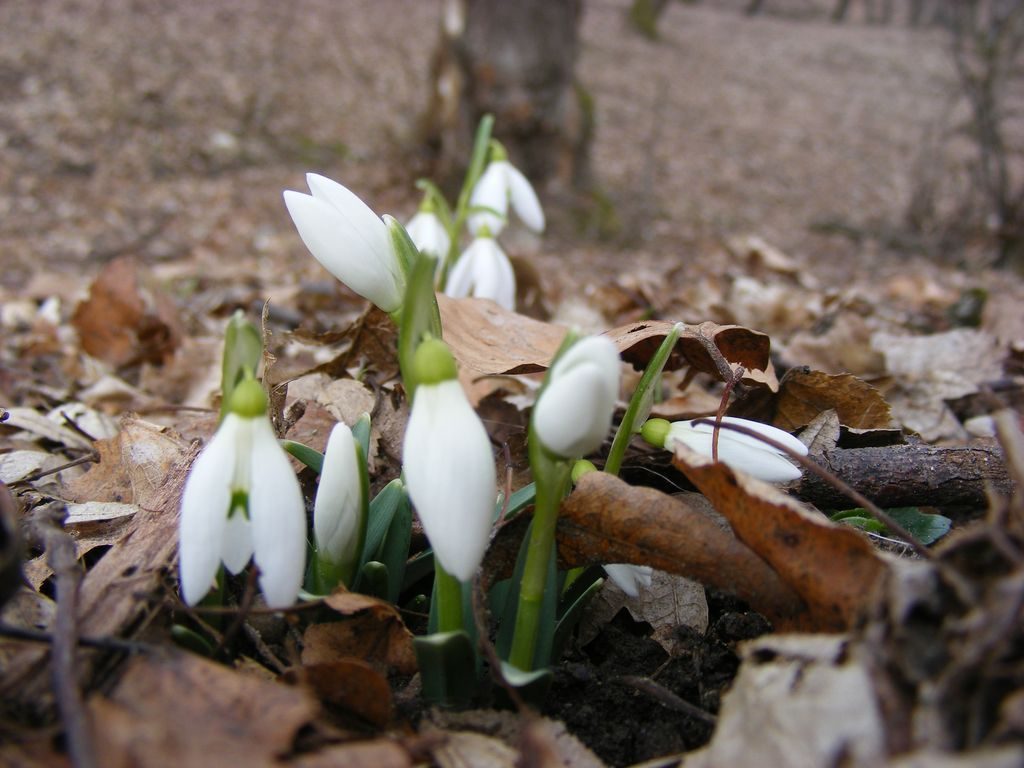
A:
[1,0,1020,340]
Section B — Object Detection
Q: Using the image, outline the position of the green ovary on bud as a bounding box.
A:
[571,459,597,484]
[227,378,268,419]
[411,337,458,386]
[640,418,670,448]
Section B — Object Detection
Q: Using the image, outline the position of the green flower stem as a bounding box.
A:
[434,562,464,634]
[604,322,684,477]
[509,446,572,671]
[441,114,494,284]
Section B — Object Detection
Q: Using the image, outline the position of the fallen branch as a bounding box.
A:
[796,442,1012,513]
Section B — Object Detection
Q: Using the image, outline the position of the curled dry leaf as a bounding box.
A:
[71,255,182,369]
[557,472,807,628]
[774,368,895,432]
[308,591,417,675]
[438,295,777,386]
[90,651,318,768]
[672,443,886,631]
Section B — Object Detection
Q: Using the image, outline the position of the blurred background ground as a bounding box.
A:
[0,0,1021,398]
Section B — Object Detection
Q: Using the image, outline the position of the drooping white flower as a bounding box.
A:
[313,423,365,587]
[444,235,516,310]
[604,564,653,598]
[468,159,545,236]
[283,173,405,313]
[533,336,621,459]
[405,210,451,262]
[402,339,496,581]
[179,379,307,608]
[643,416,807,483]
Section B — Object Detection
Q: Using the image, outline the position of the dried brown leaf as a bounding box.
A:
[557,473,807,628]
[286,659,393,728]
[308,591,417,675]
[70,255,181,368]
[672,444,886,631]
[90,651,318,768]
[65,416,188,508]
[439,296,777,390]
[774,369,895,432]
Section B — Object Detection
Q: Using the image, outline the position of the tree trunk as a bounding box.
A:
[417,0,590,190]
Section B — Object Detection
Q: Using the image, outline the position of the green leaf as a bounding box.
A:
[496,661,552,708]
[414,631,479,708]
[376,493,413,603]
[280,440,324,474]
[502,482,536,520]
[606,322,683,476]
[885,507,952,545]
[830,507,951,545]
[355,561,389,600]
[360,478,405,565]
[351,412,372,462]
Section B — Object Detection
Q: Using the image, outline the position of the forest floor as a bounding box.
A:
[1,1,1023,766]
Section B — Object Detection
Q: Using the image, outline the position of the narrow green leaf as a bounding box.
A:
[280,440,324,474]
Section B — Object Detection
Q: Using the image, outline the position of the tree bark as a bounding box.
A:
[417,0,590,190]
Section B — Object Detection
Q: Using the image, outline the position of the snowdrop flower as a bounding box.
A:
[405,210,451,262]
[179,378,306,608]
[403,338,497,581]
[313,423,366,588]
[642,416,807,483]
[604,564,653,598]
[444,234,516,310]
[468,155,545,236]
[533,336,621,459]
[283,173,405,313]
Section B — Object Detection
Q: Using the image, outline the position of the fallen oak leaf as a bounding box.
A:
[672,443,886,631]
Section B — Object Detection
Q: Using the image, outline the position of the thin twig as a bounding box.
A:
[31,505,98,768]
[16,452,99,485]
[616,675,717,726]
[0,623,152,655]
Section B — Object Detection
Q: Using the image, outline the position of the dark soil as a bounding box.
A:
[544,589,771,766]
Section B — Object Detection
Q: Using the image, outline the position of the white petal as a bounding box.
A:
[178,416,238,605]
[468,163,509,235]
[220,511,253,575]
[504,163,545,232]
[406,211,451,260]
[533,363,615,458]
[248,418,307,608]
[283,178,403,312]
[604,564,653,598]
[314,423,362,568]
[403,380,496,581]
[685,416,808,457]
[668,426,802,483]
[550,336,620,407]
[443,238,516,310]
